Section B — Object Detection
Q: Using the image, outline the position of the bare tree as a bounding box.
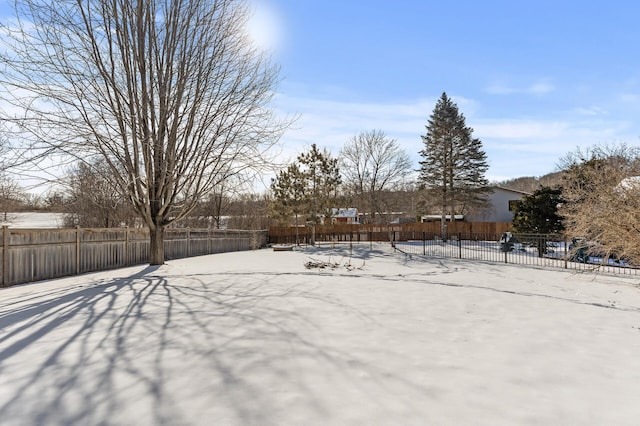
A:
[177,174,249,229]
[227,192,272,230]
[341,130,412,224]
[0,131,7,174]
[0,0,285,264]
[203,186,234,230]
[0,173,24,223]
[560,143,640,264]
[62,160,137,228]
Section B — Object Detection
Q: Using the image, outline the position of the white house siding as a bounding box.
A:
[465,187,529,223]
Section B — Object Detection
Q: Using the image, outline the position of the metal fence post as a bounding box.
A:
[458,233,462,259]
[423,232,426,256]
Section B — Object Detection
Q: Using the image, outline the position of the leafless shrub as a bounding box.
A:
[559,144,640,264]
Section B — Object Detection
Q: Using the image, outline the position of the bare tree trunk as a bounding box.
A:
[0,0,287,266]
[149,225,165,265]
[441,182,448,241]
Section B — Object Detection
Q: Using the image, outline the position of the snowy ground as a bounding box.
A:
[1,244,640,425]
[1,212,65,228]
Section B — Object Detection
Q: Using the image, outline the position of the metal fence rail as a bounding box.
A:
[1,227,267,287]
[278,228,638,276]
[391,231,639,276]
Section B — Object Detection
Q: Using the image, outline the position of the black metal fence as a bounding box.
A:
[391,231,638,275]
[288,230,639,276]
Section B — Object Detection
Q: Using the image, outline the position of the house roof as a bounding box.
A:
[332,208,358,218]
[491,186,531,196]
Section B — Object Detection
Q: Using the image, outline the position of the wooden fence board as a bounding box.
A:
[0,226,267,288]
[268,223,512,244]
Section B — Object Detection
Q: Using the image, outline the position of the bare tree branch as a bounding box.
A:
[341,129,412,224]
[0,0,288,264]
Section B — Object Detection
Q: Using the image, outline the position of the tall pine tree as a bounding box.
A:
[270,163,308,244]
[270,144,341,244]
[419,92,491,238]
[298,144,341,244]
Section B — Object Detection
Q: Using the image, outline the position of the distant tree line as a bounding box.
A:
[268,93,493,243]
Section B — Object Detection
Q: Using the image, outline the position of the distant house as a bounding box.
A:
[465,187,530,223]
[420,214,464,223]
[330,208,359,224]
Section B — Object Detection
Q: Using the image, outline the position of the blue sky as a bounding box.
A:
[252,0,640,182]
[2,1,639,187]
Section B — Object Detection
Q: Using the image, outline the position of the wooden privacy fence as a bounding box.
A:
[268,222,512,245]
[1,227,267,288]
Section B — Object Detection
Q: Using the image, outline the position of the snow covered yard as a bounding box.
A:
[1,244,640,426]
[1,212,66,228]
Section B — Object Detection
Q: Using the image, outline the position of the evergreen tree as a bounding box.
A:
[512,186,565,234]
[270,144,341,244]
[270,164,307,244]
[298,144,342,226]
[418,92,491,237]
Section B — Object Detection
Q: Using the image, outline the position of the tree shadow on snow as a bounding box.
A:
[0,263,437,425]
[295,242,389,261]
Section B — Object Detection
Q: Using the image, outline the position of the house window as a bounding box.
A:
[508,200,520,211]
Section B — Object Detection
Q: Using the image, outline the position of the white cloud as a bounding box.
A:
[272,86,640,182]
[274,93,435,157]
[620,93,640,103]
[485,80,555,96]
[474,120,571,141]
[574,106,608,116]
[528,82,555,95]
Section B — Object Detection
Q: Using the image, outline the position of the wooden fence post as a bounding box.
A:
[125,227,130,266]
[187,227,191,258]
[2,226,8,287]
[76,226,81,275]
